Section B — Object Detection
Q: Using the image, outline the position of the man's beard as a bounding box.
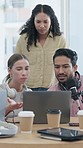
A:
[59,75,79,90]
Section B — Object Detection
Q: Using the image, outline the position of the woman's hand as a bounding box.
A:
[6,98,23,116]
[7,98,23,109]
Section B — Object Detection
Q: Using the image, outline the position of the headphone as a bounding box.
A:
[0,83,16,99]
[75,71,81,89]
[5,83,27,99]
[6,84,17,98]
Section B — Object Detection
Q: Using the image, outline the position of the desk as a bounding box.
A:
[0,119,83,148]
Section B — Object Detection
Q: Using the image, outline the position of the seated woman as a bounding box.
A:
[0,53,32,122]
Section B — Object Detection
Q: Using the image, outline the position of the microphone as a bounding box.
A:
[70,87,81,110]
[59,77,81,110]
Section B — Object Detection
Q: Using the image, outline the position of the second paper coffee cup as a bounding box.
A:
[77,110,83,129]
[47,109,61,128]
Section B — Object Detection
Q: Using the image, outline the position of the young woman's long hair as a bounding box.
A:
[19,4,62,51]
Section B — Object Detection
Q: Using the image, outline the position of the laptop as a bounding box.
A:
[23,91,71,124]
[0,88,7,121]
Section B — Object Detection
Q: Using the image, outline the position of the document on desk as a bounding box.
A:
[40,134,61,141]
[37,127,83,141]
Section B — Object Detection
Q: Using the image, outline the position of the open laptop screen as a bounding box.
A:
[23,91,71,124]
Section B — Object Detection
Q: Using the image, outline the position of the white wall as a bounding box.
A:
[0,9,5,82]
[70,0,83,74]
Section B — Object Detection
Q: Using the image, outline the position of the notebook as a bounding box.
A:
[0,88,7,121]
[37,127,83,141]
[23,91,71,124]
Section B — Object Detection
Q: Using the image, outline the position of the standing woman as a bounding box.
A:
[16,4,68,91]
[0,53,31,121]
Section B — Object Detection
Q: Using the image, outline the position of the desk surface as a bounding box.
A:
[0,118,83,148]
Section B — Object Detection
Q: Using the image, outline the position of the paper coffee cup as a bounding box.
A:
[18,111,35,133]
[77,110,83,129]
[47,109,61,128]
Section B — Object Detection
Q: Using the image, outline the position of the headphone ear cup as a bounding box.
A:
[77,79,81,89]
[6,84,16,98]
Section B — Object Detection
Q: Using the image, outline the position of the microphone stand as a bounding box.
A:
[70,87,81,110]
[59,82,83,110]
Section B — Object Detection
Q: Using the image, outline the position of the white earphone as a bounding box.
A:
[0,83,17,99]
[6,84,17,98]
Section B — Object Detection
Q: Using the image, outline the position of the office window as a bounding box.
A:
[5,0,24,8]
[4,38,7,55]
[12,37,18,53]
[4,36,18,54]
[11,0,24,8]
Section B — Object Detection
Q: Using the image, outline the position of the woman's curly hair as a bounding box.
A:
[19,4,62,51]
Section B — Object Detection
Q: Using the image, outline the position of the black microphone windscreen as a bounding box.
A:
[65,77,76,89]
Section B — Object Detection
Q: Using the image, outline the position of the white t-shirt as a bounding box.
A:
[0,82,32,117]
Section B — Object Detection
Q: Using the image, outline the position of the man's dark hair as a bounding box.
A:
[53,48,78,66]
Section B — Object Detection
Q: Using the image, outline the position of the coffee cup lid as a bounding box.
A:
[18,111,35,117]
[77,110,83,115]
[47,109,61,114]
